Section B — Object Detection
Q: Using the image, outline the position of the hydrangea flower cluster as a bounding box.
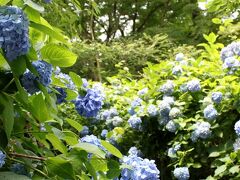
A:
[106,116,123,127]
[0,6,29,61]
[120,147,160,180]
[166,120,177,133]
[137,88,148,96]
[128,115,142,130]
[169,107,181,119]
[129,97,143,115]
[21,60,53,94]
[80,126,89,136]
[220,42,240,61]
[75,88,104,118]
[101,129,108,138]
[158,101,171,117]
[82,78,88,88]
[233,138,240,152]
[175,53,184,61]
[173,167,190,180]
[172,65,183,75]
[160,80,174,95]
[55,72,76,90]
[163,96,175,105]
[147,104,158,117]
[191,121,211,142]
[222,57,240,69]
[101,108,118,120]
[168,144,181,157]
[234,120,240,136]
[211,92,223,104]
[203,105,218,121]
[186,79,201,92]
[128,147,142,157]
[0,151,6,168]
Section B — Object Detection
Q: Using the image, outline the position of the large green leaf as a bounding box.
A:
[0,93,14,139]
[73,143,106,159]
[40,44,77,67]
[0,0,10,5]
[8,56,26,76]
[23,0,44,12]
[106,160,121,179]
[46,134,68,154]
[69,72,82,88]
[46,157,75,179]
[30,23,67,43]
[101,140,123,158]
[66,118,83,132]
[0,172,31,180]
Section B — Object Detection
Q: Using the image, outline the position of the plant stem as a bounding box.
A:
[9,152,46,161]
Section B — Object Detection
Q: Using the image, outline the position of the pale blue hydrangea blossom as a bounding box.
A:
[211,92,223,104]
[166,120,177,133]
[186,80,201,92]
[168,144,181,157]
[0,151,6,168]
[169,107,181,119]
[173,167,190,180]
[128,115,142,130]
[147,104,158,117]
[191,121,211,142]
[172,65,183,75]
[234,120,240,136]
[160,80,174,95]
[203,105,218,121]
[175,53,184,61]
[137,88,148,96]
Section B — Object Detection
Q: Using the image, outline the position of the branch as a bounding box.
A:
[9,152,46,161]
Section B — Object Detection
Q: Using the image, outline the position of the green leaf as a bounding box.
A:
[212,18,221,24]
[0,0,10,5]
[0,172,31,180]
[0,93,14,139]
[101,140,123,158]
[40,44,77,67]
[209,152,220,157]
[46,157,75,179]
[214,164,227,176]
[69,72,82,88]
[8,56,26,76]
[30,23,67,43]
[90,155,108,172]
[24,6,41,23]
[65,89,78,101]
[66,118,83,132]
[23,0,44,12]
[73,142,106,158]
[84,161,97,180]
[30,93,49,122]
[46,134,68,154]
[106,160,121,179]
[229,165,239,174]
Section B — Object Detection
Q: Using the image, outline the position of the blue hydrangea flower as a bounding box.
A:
[44,0,52,3]
[169,107,181,119]
[168,144,181,157]
[21,60,53,94]
[186,80,201,92]
[222,57,240,69]
[128,115,142,130]
[10,163,28,175]
[55,87,67,104]
[128,107,136,115]
[191,121,211,142]
[56,72,76,90]
[128,147,142,157]
[112,116,123,127]
[211,92,222,104]
[234,120,240,136]
[180,84,188,93]
[158,115,170,126]
[147,104,158,117]
[166,120,177,133]
[160,80,174,95]
[137,88,148,96]
[80,135,106,152]
[220,42,240,61]
[80,126,89,136]
[0,6,29,61]
[75,88,104,118]
[173,167,190,180]
[233,138,240,152]
[175,53,184,61]
[101,129,108,138]
[163,96,175,106]
[82,78,88,88]
[0,151,6,168]
[229,42,240,56]
[101,108,118,120]
[158,101,171,116]
[203,105,218,121]
[39,123,46,132]
[131,98,143,108]
[172,65,183,75]
[120,148,160,180]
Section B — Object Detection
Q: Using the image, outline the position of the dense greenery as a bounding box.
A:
[0,0,240,179]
